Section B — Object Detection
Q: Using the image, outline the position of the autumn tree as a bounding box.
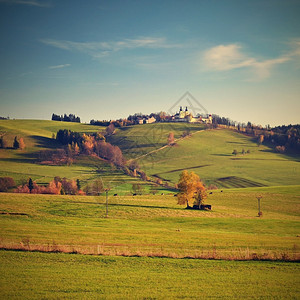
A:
[258,134,264,146]
[48,179,62,194]
[19,138,26,150]
[61,178,78,195]
[129,160,140,171]
[0,177,15,192]
[194,186,207,207]
[132,183,144,195]
[106,123,115,136]
[0,136,8,148]
[177,170,206,208]
[92,179,104,195]
[168,132,175,145]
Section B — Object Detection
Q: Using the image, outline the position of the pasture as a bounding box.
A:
[1,120,299,298]
[0,250,299,299]
[0,120,150,191]
[136,127,300,187]
[0,185,299,260]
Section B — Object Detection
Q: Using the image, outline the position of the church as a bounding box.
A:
[172,106,212,124]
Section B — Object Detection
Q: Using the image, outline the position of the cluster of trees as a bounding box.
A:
[38,149,73,165]
[15,177,84,195]
[238,124,300,153]
[0,136,25,150]
[177,170,207,208]
[232,149,250,156]
[90,111,170,128]
[212,116,300,154]
[52,113,81,123]
[0,177,15,192]
[55,129,125,167]
[90,119,135,127]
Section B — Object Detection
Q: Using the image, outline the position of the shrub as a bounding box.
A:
[232,149,238,156]
[0,136,8,148]
[275,145,286,154]
[207,184,218,190]
[0,177,15,192]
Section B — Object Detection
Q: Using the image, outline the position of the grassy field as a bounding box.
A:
[1,120,299,191]
[0,185,299,260]
[136,128,300,187]
[0,250,299,299]
[0,120,153,191]
[108,122,205,159]
[0,120,299,298]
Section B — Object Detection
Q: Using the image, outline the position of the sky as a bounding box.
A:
[0,0,299,126]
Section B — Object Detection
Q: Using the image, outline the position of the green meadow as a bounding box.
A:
[0,185,299,260]
[0,120,150,191]
[0,119,299,298]
[0,250,299,299]
[136,127,300,187]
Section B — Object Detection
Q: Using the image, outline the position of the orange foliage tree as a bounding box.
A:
[177,170,206,208]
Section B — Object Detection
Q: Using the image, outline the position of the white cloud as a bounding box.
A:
[202,42,299,80]
[0,0,51,7]
[49,64,71,69]
[40,37,182,59]
[203,44,256,71]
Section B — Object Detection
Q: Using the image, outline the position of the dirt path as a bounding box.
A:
[133,128,216,161]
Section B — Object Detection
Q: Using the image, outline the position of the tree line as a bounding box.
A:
[52,113,81,123]
[209,115,300,154]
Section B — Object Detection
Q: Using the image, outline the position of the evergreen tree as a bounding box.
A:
[76,179,81,191]
[28,178,34,194]
[13,136,19,149]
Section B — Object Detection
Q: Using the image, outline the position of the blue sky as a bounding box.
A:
[0,0,299,126]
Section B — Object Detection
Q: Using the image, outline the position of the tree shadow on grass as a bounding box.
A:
[65,199,181,211]
[0,152,37,164]
[30,135,61,149]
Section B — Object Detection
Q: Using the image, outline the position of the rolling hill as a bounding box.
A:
[0,120,155,194]
[110,123,300,188]
[1,120,299,192]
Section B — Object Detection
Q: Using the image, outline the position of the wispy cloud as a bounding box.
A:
[202,41,300,80]
[49,64,71,69]
[0,0,51,7]
[41,37,182,59]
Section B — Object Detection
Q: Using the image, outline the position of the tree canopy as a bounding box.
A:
[177,170,206,208]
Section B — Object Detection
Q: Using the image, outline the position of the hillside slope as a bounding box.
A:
[1,120,299,191]
[0,120,152,193]
[134,128,300,188]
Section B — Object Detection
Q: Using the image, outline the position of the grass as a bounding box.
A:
[0,120,152,191]
[1,120,299,190]
[0,250,299,299]
[108,122,206,159]
[136,128,300,187]
[0,185,299,260]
